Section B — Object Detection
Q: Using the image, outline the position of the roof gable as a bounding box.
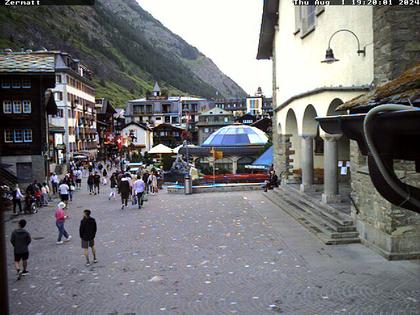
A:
[121,122,151,131]
[0,52,55,73]
[257,0,279,60]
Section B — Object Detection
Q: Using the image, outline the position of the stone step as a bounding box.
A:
[274,187,356,233]
[263,191,360,245]
[270,190,356,236]
[281,185,354,226]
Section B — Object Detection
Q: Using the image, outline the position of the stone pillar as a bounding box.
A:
[231,156,239,174]
[321,134,342,203]
[300,135,315,192]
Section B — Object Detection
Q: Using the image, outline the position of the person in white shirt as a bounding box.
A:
[41,183,49,206]
[132,175,145,209]
[50,173,59,195]
[58,182,70,206]
[12,184,24,215]
[75,169,83,189]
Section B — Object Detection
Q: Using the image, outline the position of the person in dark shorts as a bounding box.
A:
[93,172,101,195]
[119,173,131,210]
[10,219,31,280]
[79,209,97,266]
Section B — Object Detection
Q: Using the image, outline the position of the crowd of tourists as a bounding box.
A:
[8,158,164,280]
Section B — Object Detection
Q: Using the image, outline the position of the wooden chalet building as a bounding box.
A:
[152,123,185,149]
[0,50,57,184]
[96,98,117,159]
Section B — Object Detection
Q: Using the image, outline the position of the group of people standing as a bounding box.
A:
[107,169,159,210]
[11,181,51,215]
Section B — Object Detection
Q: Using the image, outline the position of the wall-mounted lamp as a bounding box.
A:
[321,29,366,64]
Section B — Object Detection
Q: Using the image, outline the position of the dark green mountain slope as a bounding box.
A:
[0,0,246,107]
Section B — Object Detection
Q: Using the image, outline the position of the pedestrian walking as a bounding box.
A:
[34,187,42,208]
[79,209,97,266]
[12,184,24,215]
[50,173,59,195]
[109,173,117,200]
[149,172,158,195]
[93,172,101,195]
[41,183,49,206]
[10,219,31,280]
[119,173,131,210]
[75,168,82,189]
[68,177,75,202]
[55,202,72,244]
[142,171,150,195]
[133,175,145,209]
[58,181,70,206]
[87,173,94,195]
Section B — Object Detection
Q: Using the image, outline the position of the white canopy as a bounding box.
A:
[172,145,183,154]
[148,144,173,154]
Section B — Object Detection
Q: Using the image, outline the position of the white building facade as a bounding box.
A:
[121,122,153,154]
[258,3,420,259]
[258,3,373,200]
[49,51,97,163]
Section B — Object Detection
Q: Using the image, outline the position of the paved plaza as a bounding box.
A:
[5,184,420,315]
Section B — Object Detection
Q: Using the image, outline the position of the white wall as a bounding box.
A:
[275,5,374,107]
[122,125,153,153]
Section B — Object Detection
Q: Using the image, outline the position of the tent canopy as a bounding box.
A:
[246,146,273,169]
[148,144,173,154]
[172,145,183,154]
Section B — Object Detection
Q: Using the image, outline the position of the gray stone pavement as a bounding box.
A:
[4,183,420,315]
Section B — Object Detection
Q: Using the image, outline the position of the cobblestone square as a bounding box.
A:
[5,187,420,315]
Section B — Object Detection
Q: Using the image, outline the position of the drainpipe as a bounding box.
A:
[363,104,420,209]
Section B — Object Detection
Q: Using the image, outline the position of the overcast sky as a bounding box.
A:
[136,0,272,97]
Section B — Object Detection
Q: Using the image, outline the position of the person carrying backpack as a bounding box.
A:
[10,219,31,280]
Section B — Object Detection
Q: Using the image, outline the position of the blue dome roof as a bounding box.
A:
[202,124,268,147]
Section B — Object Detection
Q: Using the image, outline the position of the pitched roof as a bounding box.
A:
[148,144,173,154]
[152,123,185,131]
[0,52,55,73]
[121,122,151,131]
[337,63,420,111]
[257,0,279,60]
[200,108,232,116]
[96,98,116,115]
[153,81,161,92]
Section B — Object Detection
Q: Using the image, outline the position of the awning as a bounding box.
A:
[148,144,173,154]
[49,125,65,133]
[246,146,273,169]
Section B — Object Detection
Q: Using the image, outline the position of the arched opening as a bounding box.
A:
[302,104,318,136]
[327,98,344,116]
[285,109,300,182]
